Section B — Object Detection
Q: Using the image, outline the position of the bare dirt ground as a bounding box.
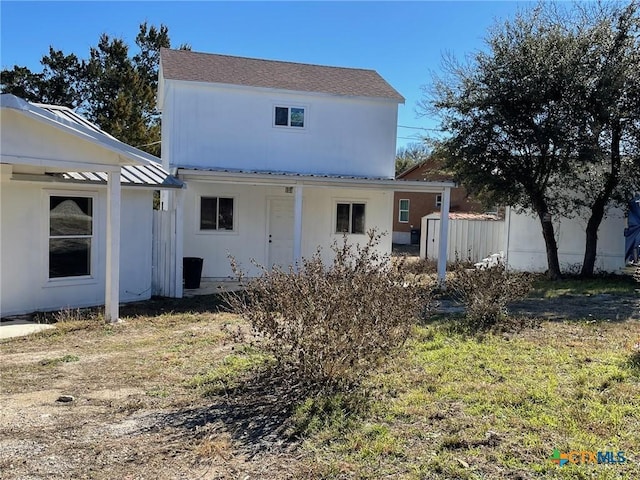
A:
[1,290,638,479]
[0,309,308,480]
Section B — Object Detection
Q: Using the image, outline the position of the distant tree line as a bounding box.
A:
[0,23,189,157]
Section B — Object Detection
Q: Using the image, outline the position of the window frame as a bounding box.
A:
[435,194,443,208]
[335,201,366,235]
[45,190,97,285]
[273,104,307,130]
[198,195,236,233]
[398,198,410,223]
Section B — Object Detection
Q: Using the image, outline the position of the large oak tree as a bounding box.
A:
[424,1,639,279]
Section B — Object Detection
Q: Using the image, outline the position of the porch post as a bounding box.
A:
[293,185,303,266]
[174,188,184,298]
[437,186,451,286]
[105,168,121,322]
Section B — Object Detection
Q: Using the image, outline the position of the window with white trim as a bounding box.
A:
[435,194,443,208]
[336,202,365,234]
[274,106,305,128]
[399,199,410,223]
[200,197,234,231]
[49,195,93,278]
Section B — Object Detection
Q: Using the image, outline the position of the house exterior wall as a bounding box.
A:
[0,176,153,316]
[181,180,393,278]
[160,80,399,178]
[505,207,626,273]
[1,110,126,168]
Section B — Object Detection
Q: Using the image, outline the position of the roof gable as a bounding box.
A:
[160,48,404,102]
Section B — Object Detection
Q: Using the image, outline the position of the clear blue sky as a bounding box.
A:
[1,1,527,150]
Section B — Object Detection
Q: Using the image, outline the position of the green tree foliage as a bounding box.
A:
[424,1,640,279]
[0,22,188,156]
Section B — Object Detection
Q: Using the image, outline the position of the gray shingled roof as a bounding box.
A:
[160,48,404,102]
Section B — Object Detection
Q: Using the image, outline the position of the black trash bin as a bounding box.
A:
[410,229,421,245]
[183,257,204,289]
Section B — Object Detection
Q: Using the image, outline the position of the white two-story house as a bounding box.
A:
[158,48,453,280]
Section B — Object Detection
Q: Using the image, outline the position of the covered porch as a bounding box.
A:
[177,168,454,283]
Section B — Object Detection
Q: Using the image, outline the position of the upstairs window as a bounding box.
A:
[399,199,410,223]
[49,196,93,278]
[336,202,365,234]
[274,106,305,128]
[200,197,234,231]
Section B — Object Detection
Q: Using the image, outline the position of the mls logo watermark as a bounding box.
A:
[549,449,626,466]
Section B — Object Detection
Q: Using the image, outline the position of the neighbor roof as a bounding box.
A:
[160,48,404,102]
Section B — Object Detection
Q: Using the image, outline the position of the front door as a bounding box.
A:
[268,197,294,269]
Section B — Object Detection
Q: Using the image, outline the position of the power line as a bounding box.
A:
[398,124,443,131]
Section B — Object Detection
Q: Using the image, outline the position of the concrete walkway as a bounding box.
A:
[0,318,54,340]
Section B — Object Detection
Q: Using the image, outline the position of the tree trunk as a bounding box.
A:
[580,122,621,277]
[539,213,562,280]
[532,195,562,280]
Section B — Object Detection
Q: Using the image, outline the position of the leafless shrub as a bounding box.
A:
[227,230,433,392]
[449,259,533,331]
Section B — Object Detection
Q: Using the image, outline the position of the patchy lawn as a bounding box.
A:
[1,293,639,479]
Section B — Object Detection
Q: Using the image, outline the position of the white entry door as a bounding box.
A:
[268,198,294,269]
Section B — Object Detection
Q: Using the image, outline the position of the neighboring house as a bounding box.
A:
[158,48,455,280]
[393,158,484,245]
[0,94,183,319]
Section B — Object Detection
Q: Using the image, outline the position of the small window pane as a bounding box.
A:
[399,211,409,222]
[352,203,365,234]
[290,107,304,127]
[336,203,350,233]
[50,197,92,236]
[218,198,234,230]
[49,238,91,278]
[399,199,409,211]
[200,197,217,230]
[275,107,289,126]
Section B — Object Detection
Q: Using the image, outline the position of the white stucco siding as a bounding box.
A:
[505,207,625,273]
[0,179,154,316]
[182,180,393,278]
[163,81,398,178]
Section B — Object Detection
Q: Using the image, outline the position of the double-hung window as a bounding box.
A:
[274,106,305,128]
[399,199,410,223]
[435,194,443,208]
[49,195,93,278]
[200,197,234,231]
[336,202,365,234]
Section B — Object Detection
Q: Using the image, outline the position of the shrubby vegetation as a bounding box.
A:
[449,259,533,331]
[228,231,433,392]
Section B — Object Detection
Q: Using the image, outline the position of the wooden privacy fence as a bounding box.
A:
[421,213,505,263]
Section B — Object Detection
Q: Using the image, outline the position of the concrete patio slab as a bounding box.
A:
[0,319,54,340]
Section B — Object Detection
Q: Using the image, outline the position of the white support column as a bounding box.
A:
[174,188,185,298]
[293,185,303,267]
[437,186,451,286]
[105,168,121,323]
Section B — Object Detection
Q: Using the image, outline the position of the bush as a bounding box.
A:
[228,230,432,392]
[449,259,532,331]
